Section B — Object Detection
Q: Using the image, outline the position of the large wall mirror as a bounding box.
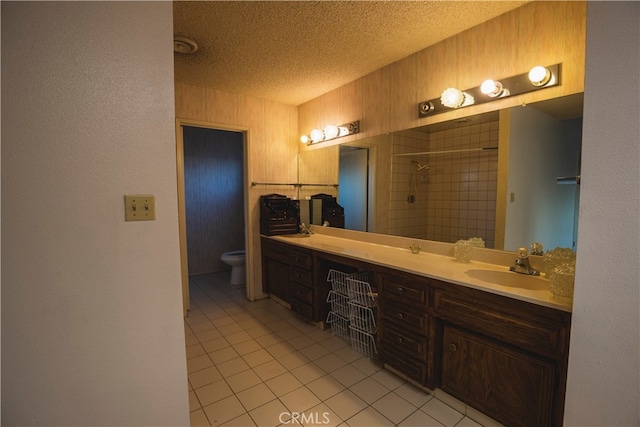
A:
[298,93,583,253]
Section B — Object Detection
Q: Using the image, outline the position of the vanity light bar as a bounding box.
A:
[418,64,561,118]
[301,121,359,145]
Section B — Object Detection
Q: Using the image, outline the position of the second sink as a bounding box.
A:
[465,269,548,290]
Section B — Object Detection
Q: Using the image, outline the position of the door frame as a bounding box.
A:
[175,118,250,316]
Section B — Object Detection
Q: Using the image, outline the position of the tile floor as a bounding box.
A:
[185,272,502,427]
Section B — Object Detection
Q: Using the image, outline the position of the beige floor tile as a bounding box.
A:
[232,338,262,355]
[320,335,350,352]
[371,369,406,391]
[329,364,367,388]
[195,378,234,407]
[275,325,303,340]
[265,341,296,358]
[421,398,464,427]
[224,413,257,427]
[304,403,344,427]
[253,359,288,381]
[201,337,230,353]
[346,406,395,427]
[241,348,275,367]
[286,334,316,349]
[398,409,445,427]
[225,369,263,393]
[374,392,419,424]
[291,362,325,384]
[456,416,484,427]
[254,332,283,348]
[313,353,348,373]
[265,372,304,397]
[278,351,310,370]
[189,390,200,411]
[350,357,384,376]
[189,321,217,334]
[324,389,368,421]
[348,377,390,404]
[280,386,322,413]
[186,344,207,360]
[248,398,290,427]
[395,382,433,407]
[187,354,214,374]
[216,357,251,378]
[333,345,363,364]
[189,366,223,389]
[306,375,346,401]
[208,346,239,364]
[245,324,272,339]
[299,342,331,361]
[189,408,211,426]
[196,328,223,343]
[236,383,277,411]
[202,395,246,427]
[225,330,253,345]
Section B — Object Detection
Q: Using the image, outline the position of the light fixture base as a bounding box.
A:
[418,63,560,118]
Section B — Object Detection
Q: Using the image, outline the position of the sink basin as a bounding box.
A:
[465,269,548,290]
[281,233,311,239]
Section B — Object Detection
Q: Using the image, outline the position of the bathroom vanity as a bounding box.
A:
[260,229,572,427]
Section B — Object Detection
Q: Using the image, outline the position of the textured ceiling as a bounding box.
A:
[173,1,529,106]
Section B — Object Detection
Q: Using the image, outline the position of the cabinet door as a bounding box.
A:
[264,257,291,303]
[441,326,555,427]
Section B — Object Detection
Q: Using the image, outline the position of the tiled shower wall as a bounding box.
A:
[389,121,499,248]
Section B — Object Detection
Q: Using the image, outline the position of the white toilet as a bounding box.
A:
[220,250,246,287]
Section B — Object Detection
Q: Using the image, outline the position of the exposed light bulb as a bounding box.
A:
[528,66,551,87]
[310,129,324,143]
[300,135,310,144]
[440,88,474,108]
[338,126,349,137]
[323,125,339,140]
[480,79,503,97]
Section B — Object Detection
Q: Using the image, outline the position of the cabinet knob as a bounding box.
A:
[396,312,404,320]
[397,337,404,344]
[397,287,404,294]
[449,343,457,352]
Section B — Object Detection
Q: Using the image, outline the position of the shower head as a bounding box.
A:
[411,160,430,171]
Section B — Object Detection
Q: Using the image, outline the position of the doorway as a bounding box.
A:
[176,120,249,315]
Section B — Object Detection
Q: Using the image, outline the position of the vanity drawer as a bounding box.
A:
[290,267,313,288]
[433,287,570,359]
[291,298,313,320]
[291,283,313,304]
[381,324,429,361]
[383,299,429,335]
[381,273,429,308]
[383,347,428,386]
[290,250,313,270]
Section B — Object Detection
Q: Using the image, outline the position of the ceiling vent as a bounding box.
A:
[174,37,198,54]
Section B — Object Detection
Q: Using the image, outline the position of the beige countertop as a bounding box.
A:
[266,229,572,313]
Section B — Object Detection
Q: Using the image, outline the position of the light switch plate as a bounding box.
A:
[124,194,156,221]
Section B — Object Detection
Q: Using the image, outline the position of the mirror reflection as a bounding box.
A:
[298,94,583,253]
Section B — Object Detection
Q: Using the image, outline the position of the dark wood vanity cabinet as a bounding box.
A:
[261,237,332,322]
[433,282,571,427]
[261,236,572,426]
[262,254,290,303]
[378,269,435,388]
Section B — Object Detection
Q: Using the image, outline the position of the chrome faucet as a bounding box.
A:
[509,247,540,276]
[299,223,314,235]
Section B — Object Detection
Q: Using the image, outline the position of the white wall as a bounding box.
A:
[1,2,189,425]
[564,2,640,425]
